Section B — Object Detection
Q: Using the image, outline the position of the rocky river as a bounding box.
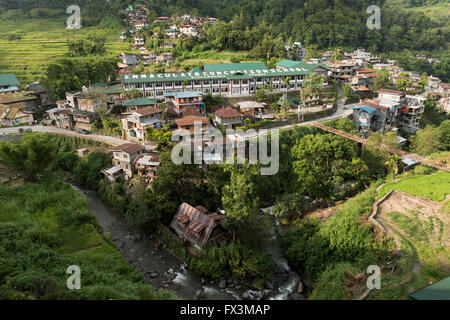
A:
[72,185,307,300]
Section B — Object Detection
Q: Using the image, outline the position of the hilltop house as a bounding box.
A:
[179,25,199,37]
[122,107,163,142]
[133,35,146,49]
[0,73,20,93]
[103,143,146,181]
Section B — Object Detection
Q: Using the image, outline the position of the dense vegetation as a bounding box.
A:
[0,134,176,300]
[4,0,448,53]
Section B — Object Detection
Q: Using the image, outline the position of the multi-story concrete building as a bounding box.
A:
[104,143,146,180]
[352,89,425,134]
[122,107,163,142]
[122,62,329,99]
[164,91,204,115]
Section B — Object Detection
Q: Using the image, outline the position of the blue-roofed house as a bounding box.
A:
[0,73,20,93]
[164,91,204,114]
[352,105,378,132]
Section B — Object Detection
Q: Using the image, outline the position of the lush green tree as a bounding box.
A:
[0,133,56,182]
[222,162,271,247]
[413,125,444,155]
[396,79,409,91]
[438,120,450,150]
[291,133,359,200]
[73,150,112,189]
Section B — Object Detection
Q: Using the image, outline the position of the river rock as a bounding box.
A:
[291,293,305,300]
[194,290,204,300]
[264,280,274,290]
[163,283,169,289]
[242,292,249,300]
[201,278,206,285]
[219,280,226,289]
[150,272,158,278]
[227,278,232,284]
[297,281,304,294]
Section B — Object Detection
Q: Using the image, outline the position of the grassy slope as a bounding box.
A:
[0,178,177,300]
[308,170,449,300]
[0,10,130,85]
[371,170,450,299]
[378,171,450,201]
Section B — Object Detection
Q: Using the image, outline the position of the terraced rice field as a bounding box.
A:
[0,11,130,85]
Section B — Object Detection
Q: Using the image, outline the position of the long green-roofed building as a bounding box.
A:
[122,61,329,98]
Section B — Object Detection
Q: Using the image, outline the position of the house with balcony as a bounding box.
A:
[103,143,146,181]
[326,60,358,80]
[133,35,146,49]
[122,107,163,142]
[179,25,199,37]
[133,153,161,183]
[213,106,243,129]
[122,97,157,113]
[0,73,20,93]
[164,91,204,115]
[71,110,97,132]
[175,115,209,133]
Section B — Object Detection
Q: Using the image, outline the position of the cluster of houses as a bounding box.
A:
[0,73,47,126]
[352,89,426,134]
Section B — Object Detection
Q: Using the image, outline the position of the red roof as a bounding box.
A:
[111,143,145,154]
[214,106,243,119]
[175,116,209,127]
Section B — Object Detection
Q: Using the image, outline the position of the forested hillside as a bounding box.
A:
[1,0,448,52]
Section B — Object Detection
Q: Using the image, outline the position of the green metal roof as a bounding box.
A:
[122,97,157,106]
[190,66,202,73]
[409,277,450,300]
[203,62,266,73]
[0,73,20,87]
[104,84,123,94]
[123,67,317,84]
[275,60,304,68]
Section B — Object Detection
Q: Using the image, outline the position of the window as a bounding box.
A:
[212,79,219,85]
[165,82,172,87]
[203,80,210,85]
[233,80,240,85]
[222,79,229,84]
[155,82,163,88]
[242,80,248,85]
[194,80,201,86]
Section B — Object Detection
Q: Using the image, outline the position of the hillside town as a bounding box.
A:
[0,0,449,305]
